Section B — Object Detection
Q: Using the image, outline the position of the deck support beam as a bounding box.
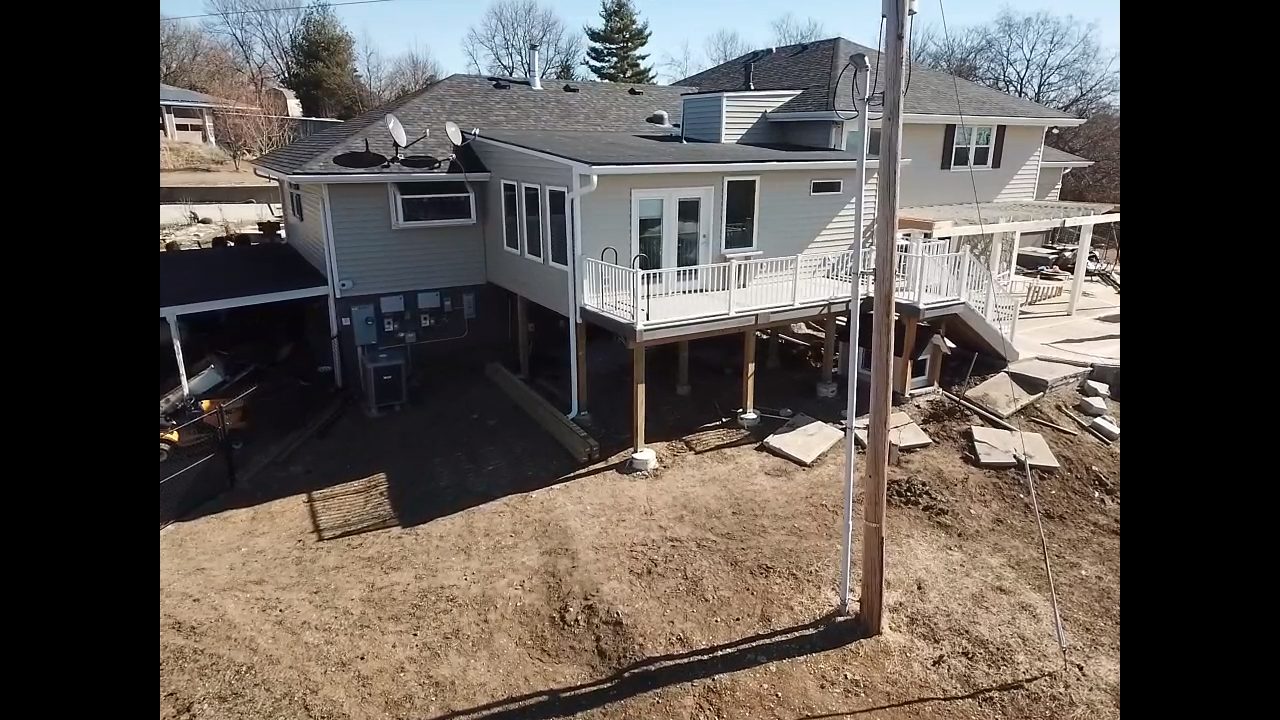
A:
[817,315,838,398]
[676,341,691,396]
[516,295,530,379]
[739,330,759,427]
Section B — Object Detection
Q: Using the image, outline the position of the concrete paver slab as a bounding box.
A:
[1015,431,1061,470]
[1006,358,1092,393]
[764,414,844,466]
[1091,417,1120,440]
[1079,396,1108,416]
[1082,380,1111,398]
[852,412,932,450]
[965,372,1042,418]
[970,426,1060,469]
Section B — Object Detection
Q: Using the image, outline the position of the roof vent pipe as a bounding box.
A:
[528,43,542,90]
[745,61,755,90]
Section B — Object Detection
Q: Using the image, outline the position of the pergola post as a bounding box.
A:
[166,314,189,397]
[1067,222,1096,315]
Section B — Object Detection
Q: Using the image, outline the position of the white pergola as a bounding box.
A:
[900,200,1120,315]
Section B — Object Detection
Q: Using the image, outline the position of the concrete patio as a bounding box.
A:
[1013,274,1120,364]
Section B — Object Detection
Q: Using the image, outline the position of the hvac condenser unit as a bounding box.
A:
[360,348,407,411]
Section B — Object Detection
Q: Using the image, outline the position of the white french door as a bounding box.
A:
[631,187,714,285]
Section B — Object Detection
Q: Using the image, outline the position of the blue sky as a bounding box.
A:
[160,0,1119,81]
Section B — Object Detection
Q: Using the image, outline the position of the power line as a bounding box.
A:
[161,0,399,22]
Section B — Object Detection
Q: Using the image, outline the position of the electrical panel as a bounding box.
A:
[350,304,377,346]
[351,289,474,349]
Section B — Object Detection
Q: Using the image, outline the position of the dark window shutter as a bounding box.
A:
[941,124,956,169]
[992,125,1007,168]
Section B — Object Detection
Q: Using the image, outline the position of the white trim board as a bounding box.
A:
[1039,161,1094,168]
[251,168,493,184]
[160,285,330,317]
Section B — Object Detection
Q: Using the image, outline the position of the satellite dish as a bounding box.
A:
[385,113,408,147]
[444,121,463,146]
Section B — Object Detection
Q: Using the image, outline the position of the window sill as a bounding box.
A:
[391,217,477,230]
[950,166,993,172]
[722,249,763,259]
[502,244,522,254]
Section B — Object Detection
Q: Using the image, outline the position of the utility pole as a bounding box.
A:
[861,0,913,635]
[839,52,872,617]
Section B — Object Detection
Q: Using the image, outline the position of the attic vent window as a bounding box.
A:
[628,87,644,95]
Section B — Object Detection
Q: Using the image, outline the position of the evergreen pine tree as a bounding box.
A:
[584,0,655,84]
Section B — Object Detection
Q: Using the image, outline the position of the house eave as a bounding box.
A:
[1039,161,1094,168]
[250,166,493,184]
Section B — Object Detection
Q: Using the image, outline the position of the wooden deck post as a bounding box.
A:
[821,315,837,384]
[516,295,530,378]
[896,315,918,396]
[740,330,758,425]
[676,341,691,396]
[575,320,589,413]
[632,344,646,452]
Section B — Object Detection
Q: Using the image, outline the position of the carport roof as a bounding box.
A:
[160,243,328,316]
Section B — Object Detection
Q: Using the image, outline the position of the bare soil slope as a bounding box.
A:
[160,383,1119,720]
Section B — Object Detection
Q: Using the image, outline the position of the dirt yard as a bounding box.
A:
[160,364,1119,720]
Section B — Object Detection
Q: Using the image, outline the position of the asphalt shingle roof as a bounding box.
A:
[159,243,328,311]
[160,83,226,106]
[676,38,1076,121]
[481,130,861,165]
[1041,146,1092,164]
[253,74,696,176]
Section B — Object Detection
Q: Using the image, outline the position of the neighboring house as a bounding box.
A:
[239,40,1117,461]
[161,83,237,145]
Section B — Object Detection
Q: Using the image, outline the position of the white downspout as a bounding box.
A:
[565,172,599,419]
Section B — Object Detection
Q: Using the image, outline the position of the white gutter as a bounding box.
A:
[768,111,1084,127]
[564,172,599,420]
[586,159,902,174]
[256,170,493,184]
[159,285,330,317]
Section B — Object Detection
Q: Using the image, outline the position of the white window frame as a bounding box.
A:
[721,175,761,253]
[287,182,304,221]
[810,179,844,196]
[520,182,544,261]
[388,181,476,230]
[500,180,521,254]
[545,185,570,270]
[951,124,995,171]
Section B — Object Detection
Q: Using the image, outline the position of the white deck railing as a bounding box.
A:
[581,242,1022,340]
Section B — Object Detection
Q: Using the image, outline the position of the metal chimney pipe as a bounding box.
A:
[745,61,755,90]
[528,43,542,90]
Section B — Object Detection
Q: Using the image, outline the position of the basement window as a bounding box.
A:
[390,181,476,229]
[810,179,844,195]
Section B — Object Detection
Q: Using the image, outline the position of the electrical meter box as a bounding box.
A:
[360,348,407,411]
[350,304,377,346]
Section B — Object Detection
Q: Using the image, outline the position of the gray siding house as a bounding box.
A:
[253,38,1115,464]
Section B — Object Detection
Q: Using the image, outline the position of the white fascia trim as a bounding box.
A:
[277,172,492,184]
[589,159,905,174]
[469,136,593,172]
[904,114,1087,127]
[719,95,727,143]
[1039,161,1094,168]
[160,285,329,317]
[768,111,872,122]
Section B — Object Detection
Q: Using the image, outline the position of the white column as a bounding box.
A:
[166,314,189,397]
[162,106,176,140]
[1008,231,1021,278]
[990,232,1003,277]
[203,108,217,145]
[1067,223,1096,315]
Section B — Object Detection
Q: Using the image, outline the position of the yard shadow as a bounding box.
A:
[794,671,1056,718]
[1052,333,1120,345]
[184,360,582,534]
[425,612,868,720]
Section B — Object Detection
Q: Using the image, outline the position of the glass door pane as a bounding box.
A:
[636,198,664,271]
[675,198,701,267]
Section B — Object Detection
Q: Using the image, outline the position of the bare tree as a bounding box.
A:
[207,79,292,170]
[354,36,444,112]
[1055,107,1120,203]
[659,40,703,84]
[202,0,305,91]
[461,0,583,79]
[770,13,825,46]
[703,28,751,65]
[913,9,1119,116]
[160,14,242,92]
